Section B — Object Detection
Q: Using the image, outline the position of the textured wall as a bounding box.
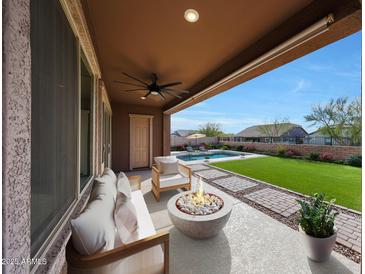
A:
[111,102,163,171]
[2,0,32,273]
[221,141,362,160]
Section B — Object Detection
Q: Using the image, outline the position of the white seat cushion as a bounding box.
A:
[159,173,189,188]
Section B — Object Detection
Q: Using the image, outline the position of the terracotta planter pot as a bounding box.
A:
[299,226,337,262]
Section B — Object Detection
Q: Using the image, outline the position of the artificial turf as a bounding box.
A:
[211,157,361,211]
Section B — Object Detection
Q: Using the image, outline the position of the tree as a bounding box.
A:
[257,118,293,143]
[304,97,361,145]
[198,122,224,137]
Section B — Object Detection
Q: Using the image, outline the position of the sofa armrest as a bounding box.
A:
[151,165,160,187]
[178,163,192,179]
[127,175,141,190]
[67,231,169,272]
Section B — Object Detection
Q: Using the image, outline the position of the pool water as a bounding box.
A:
[176,151,241,161]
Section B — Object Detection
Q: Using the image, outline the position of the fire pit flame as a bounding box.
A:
[176,177,224,215]
[193,177,205,205]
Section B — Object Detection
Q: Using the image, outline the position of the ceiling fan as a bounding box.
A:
[114,72,189,101]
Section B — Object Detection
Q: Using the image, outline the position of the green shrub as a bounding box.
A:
[297,193,338,238]
[236,145,244,151]
[346,155,362,167]
[308,152,320,161]
[220,145,230,150]
[276,145,287,156]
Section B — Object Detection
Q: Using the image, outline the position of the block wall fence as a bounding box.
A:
[220,141,361,160]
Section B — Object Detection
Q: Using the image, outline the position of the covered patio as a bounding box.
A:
[126,168,359,273]
[2,0,362,273]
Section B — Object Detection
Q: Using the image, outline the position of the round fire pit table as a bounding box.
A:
[167,190,233,239]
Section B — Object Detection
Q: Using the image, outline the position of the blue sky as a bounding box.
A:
[172,31,361,134]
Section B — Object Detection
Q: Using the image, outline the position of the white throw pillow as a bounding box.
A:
[103,168,117,182]
[116,172,132,199]
[71,196,116,256]
[159,161,179,175]
[154,156,177,170]
[91,175,117,202]
[114,192,138,244]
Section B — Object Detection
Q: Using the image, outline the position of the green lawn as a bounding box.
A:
[211,157,361,211]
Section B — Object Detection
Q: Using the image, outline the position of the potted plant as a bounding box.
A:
[297,193,338,262]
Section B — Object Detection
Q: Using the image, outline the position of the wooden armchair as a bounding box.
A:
[152,162,192,201]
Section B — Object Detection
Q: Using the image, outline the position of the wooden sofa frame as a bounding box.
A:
[151,163,192,201]
[66,175,169,273]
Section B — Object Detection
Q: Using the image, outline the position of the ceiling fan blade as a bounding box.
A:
[122,72,149,86]
[113,80,146,88]
[165,88,190,94]
[158,92,166,101]
[119,88,148,92]
[160,81,182,88]
[163,89,182,99]
[142,91,151,98]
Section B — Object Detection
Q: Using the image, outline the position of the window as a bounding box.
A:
[80,56,94,190]
[31,0,78,257]
[325,137,332,145]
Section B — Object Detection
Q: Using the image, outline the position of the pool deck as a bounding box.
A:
[171,149,266,165]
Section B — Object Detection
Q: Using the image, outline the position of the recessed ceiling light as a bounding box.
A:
[184,9,199,23]
[151,91,159,95]
[141,96,147,100]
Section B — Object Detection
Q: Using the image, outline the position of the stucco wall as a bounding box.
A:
[111,102,165,171]
[3,0,32,273]
[2,1,108,273]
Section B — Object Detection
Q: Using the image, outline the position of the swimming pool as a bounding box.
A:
[176,151,241,161]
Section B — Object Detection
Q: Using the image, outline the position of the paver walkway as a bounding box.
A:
[336,213,362,253]
[213,176,257,192]
[244,188,301,217]
[195,169,228,180]
[188,163,362,256]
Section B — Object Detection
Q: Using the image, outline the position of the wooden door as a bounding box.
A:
[131,116,150,168]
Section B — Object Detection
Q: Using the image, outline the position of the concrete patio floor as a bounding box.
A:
[126,169,360,274]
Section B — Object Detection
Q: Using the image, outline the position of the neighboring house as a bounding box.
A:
[303,129,357,146]
[172,129,196,137]
[234,123,308,144]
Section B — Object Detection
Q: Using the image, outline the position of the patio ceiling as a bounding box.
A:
[82,0,361,111]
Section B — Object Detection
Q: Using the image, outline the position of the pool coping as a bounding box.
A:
[171,149,266,165]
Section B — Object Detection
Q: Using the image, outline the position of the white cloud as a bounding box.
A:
[289,79,307,93]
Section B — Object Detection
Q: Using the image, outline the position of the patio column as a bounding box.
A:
[3,0,32,273]
[163,114,171,156]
